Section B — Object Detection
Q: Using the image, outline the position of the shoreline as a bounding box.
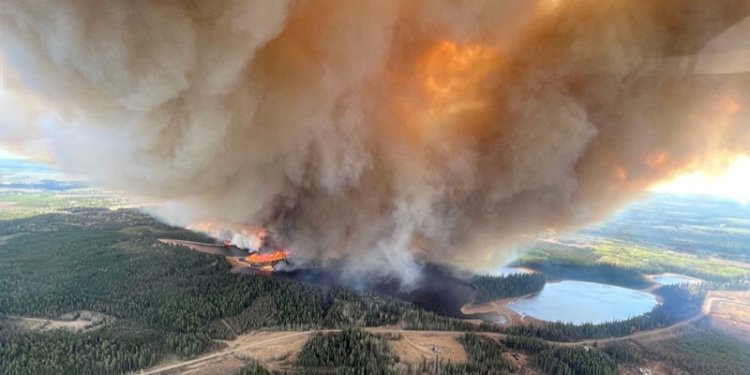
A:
[462,278,671,326]
[461,291,544,326]
[644,272,704,284]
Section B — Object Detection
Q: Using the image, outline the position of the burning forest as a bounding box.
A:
[2,0,750,286]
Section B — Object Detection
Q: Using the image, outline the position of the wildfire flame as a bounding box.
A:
[190,220,290,270]
[187,220,268,251]
[246,249,290,265]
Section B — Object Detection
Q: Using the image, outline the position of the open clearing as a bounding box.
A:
[708,256,750,270]
[158,239,226,256]
[137,317,710,375]
[644,273,703,284]
[704,291,750,341]
[136,329,471,375]
[232,331,310,371]
[148,331,311,375]
[174,357,246,375]
[389,331,467,364]
[532,236,750,280]
[0,202,16,210]
[0,311,112,333]
[136,331,314,375]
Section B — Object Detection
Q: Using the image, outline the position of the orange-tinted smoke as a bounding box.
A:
[1,0,750,283]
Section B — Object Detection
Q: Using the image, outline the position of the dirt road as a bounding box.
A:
[561,314,705,346]
[135,314,708,375]
[158,239,227,256]
[0,313,108,333]
[702,291,750,341]
[135,331,318,375]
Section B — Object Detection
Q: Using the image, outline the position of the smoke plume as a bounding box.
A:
[2,0,749,285]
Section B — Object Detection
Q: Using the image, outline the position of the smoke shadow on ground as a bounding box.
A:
[270,263,478,318]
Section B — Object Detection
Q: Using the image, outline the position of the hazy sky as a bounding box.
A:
[652,156,750,203]
[0,147,22,159]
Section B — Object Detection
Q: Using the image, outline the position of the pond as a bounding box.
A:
[507,280,658,324]
[652,274,702,285]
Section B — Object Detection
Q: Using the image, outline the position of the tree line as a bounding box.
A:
[296,329,399,374]
[472,273,546,305]
[600,326,750,375]
[504,335,617,375]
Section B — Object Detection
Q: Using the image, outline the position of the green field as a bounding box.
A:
[0,190,128,220]
[517,194,750,282]
[519,238,749,282]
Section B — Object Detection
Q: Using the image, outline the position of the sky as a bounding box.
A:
[0,148,23,159]
[652,156,750,203]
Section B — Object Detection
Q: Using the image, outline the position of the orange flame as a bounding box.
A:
[246,249,290,264]
[187,221,268,250]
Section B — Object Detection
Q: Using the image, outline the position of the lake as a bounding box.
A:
[508,280,658,324]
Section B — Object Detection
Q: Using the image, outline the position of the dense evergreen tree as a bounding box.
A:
[400,308,476,331]
[237,360,275,375]
[459,332,517,374]
[516,261,650,289]
[296,329,399,374]
[0,324,164,375]
[0,209,470,374]
[504,335,617,375]
[604,328,750,375]
[533,346,616,375]
[472,273,546,304]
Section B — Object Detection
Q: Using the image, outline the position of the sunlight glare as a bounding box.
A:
[651,156,750,203]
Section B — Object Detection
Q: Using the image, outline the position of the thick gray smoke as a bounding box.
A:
[1,0,749,285]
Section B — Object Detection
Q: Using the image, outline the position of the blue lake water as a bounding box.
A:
[508,280,658,324]
[652,274,702,285]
